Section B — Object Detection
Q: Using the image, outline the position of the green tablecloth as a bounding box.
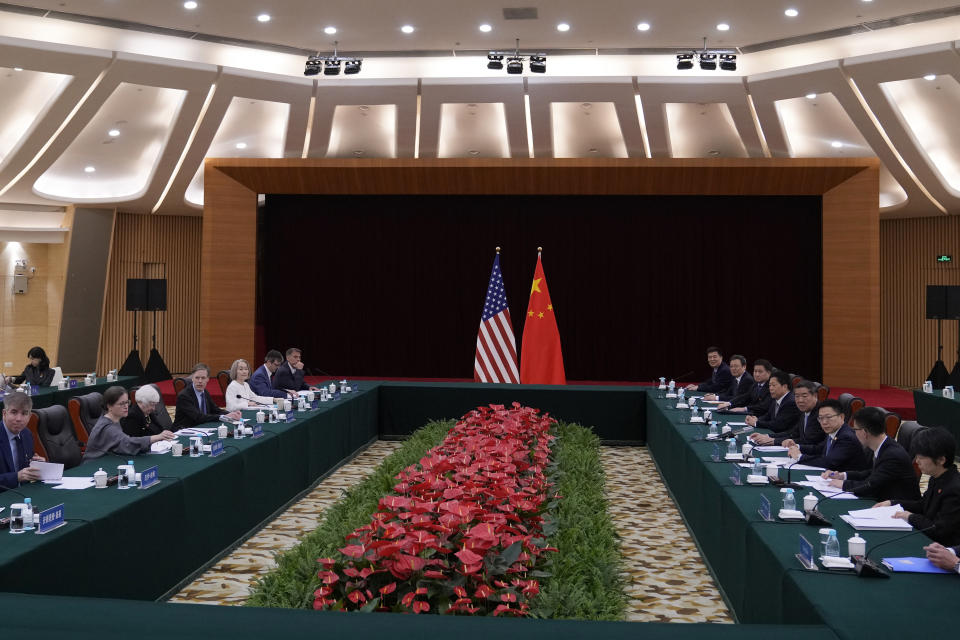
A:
[646,394,960,639]
[0,376,139,409]
[913,389,960,443]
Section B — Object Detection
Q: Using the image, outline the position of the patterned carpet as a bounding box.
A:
[170,442,732,624]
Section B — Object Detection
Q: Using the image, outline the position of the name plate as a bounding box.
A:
[37,503,66,534]
[286,412,294,423]
[209,439,225,457]
[252,424,264,439]
[729,463,742,485]
[69,379,78,389]
[139,465,160,489]
[711,443,721,462]
[758,494,772,521]
[796,534,817,570]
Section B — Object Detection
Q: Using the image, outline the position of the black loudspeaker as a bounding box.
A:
[946,285,960,320]
[147,279,167,311]
[927,285,947,319]
[126,279,147,311]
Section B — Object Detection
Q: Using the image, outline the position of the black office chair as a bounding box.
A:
[896,420,926,453]
[34,405,82,469]
[68,391,103,447]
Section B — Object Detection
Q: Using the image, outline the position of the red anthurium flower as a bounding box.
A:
[412,600,430,614]
[453,586,468,598]
[317,571,339,585]
[400,592,416,607]
[474,584,495,599]
[346,589,367,604]
[455,548,484,565]
[343,567,360,578]
[423,570,448,579]
[379,582,397,595]
[338,544,365,559]
[492,604,513,617]
[317,557,336,568]
[313,586,332,597]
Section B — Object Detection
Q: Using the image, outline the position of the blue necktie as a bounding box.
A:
[197,392,205,414]
[825,437,832,454]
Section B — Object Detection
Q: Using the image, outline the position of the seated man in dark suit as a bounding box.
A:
[685,346,733,394]
[249,350,293,399]
[273,347,321,393]
[751,380,824,447]
[877,427,960,546]
[745,369,799,434]
[717,358,773,416]
[173,363,241,430]
[703,354,754,402]
[1,391,45,489]
[786,398,867,470]
[821,406,920,502]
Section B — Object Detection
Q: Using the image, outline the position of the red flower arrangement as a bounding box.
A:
[313,403,559,616]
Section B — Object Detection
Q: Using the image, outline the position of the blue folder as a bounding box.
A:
[882,557,953,574]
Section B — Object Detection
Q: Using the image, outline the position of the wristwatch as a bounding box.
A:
[953,559,960,574]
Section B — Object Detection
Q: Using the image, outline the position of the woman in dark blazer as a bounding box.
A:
[13,346,54,387]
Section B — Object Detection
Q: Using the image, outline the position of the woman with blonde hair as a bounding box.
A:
[225,358,277,412]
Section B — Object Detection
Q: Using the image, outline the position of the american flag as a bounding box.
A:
[474,253,519,383]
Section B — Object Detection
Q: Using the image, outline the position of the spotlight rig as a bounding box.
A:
[675,38,737,72]
[304,41,362,77]
[486,39,546,74]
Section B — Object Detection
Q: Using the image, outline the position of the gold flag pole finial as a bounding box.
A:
[537,246,543,255]
[495,246,501,254]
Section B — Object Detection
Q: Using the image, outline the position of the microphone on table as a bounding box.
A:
[802,486,850,527]
[236,394,274,408]
[770,458,805,491]
[854,525,936,579]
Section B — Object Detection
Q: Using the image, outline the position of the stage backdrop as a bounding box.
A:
[257,194,822,382]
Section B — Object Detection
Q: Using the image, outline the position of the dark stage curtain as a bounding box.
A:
[257,195,822,382]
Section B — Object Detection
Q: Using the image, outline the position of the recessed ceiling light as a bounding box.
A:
[478,23,492,32]
[806,93,817,99]
[256,13,270,22]
[183,1,197,9]
[324,26,337,35]
[401,25,415,34]
[636,22,651,31]
[785,8,799,17]
[235,142,247,149]
[13,67,23,71]
[831,141,843,148]
[108,129,120,137]
[557,23,570,32]
[924,74,937,81]
[716,23,730,31]
[84,166,96,173]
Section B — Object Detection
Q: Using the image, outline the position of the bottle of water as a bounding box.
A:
[825,529,840,557]
[22,498,34,531]
[235,420,244,440]
[727,437,738,456]
[752,454,763,476]
[708,421,719,437]
[691,405,700,420]
[783,488,796,512]
[127,461,135,486]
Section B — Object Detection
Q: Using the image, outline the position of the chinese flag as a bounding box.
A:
[520,253,566,385]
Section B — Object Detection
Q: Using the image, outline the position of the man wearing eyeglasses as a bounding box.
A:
[173,363,241,430]
[750,380,824,447]
[820,406,920,502]
[786,398,867,470]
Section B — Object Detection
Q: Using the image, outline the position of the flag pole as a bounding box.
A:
[537,246,542,257]
[496,246,501,254]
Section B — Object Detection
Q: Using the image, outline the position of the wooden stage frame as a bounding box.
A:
[200,158,880,388]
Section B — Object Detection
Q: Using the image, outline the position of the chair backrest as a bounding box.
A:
[816,384,830,403]
[34,405,82,469]
[789,373,800,386]
[896,420,926,454]
[173,377,187,395]
[26,413,48,460]
[216,370,230,396]
[847,397,865,424]
[67,392,103,444]
[837,392,854,415]
[881,410,901,438]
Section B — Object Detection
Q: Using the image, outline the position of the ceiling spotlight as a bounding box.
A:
[401,25,415,34]
[529,55,546,73]
[324,26,337,35]
[235,142,247,149]
[257,13,270,22]
[487,53,504,70]
[784,8,798,17]
[637,22,650,31]
[506,57,523,74]
[84,166,96,173]
[699,52,717,70]
[304,56,322,76]
[479,23,492,32]
[108,129,120,137]
[716,23,730,31]
[183,1,197,8]
[831,141,843,148]
[719,53,736,71]
[324,59,342,75]
[806,93,817,99]
[676,53,694,70]
[344,59,362,75]
[924,74,937,81]
[556,23,570,32]
[13,67,23,71]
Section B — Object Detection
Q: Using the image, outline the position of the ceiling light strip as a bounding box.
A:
[632,79,651,159]
[413,81,421,159]
[302,89,317,158]
[151,76,219,213]
[744,90,771,158]
[523,85,534,158]
[843,71,947,214]
[0,57,114,198]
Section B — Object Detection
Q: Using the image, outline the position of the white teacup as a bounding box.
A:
[171,442,183,457]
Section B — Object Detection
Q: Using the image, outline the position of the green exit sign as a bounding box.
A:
[937,254,952,263]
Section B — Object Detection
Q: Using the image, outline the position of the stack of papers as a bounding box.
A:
[797,475,858,499]
[177,427,215,436]
[29,460,63,481]
[840,505,913,530]
[754,446,788,453]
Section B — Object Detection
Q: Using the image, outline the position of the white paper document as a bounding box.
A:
[726,422,749,426]
[48,477,95,490]
[847,505,903,519]
[755,446,788,453]
[177,427,215,436]
[840,513,912,531]
[150,440,173,454]
[30,460,63,481]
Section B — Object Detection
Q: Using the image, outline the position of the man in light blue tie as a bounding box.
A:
[1,391,45,489]
[173,363,241,430]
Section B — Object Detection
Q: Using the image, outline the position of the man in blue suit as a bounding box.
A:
[704,354,754,402]
[1,391,44,489]
[249,350,292,399]
[787,398,868,471]
[273,347,321,393]
[745,369,800,433]
[686,346,734,394]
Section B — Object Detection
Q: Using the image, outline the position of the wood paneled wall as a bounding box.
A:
[201,158,881,387]
[881,215,960,388]
[98,212,202,374]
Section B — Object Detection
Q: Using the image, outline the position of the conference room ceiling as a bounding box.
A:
[1,1,960,218]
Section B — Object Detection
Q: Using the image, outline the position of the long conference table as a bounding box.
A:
[2,381,955,639]
[913,389,960,443]
[0,375,140,410]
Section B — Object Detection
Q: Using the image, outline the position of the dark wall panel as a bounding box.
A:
[258,195,822,382]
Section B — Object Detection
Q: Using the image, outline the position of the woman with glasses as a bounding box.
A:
[83,386,175,461]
